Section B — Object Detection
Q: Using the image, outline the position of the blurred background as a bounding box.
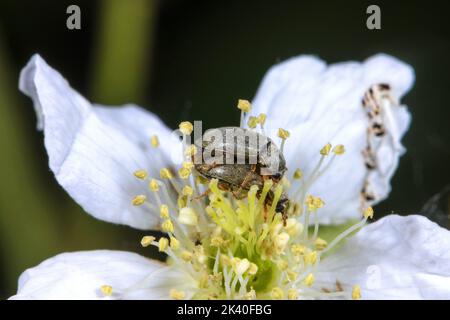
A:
[0,0,449,298]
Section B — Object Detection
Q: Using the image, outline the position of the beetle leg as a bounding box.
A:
[193,188,211,200]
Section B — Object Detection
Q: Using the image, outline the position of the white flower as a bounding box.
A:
[10,54,450,300]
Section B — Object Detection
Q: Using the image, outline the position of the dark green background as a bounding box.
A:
[0,0,449,299]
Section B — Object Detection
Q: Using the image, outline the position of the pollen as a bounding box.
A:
[160,168,173,179]
[278,128,290,140]
[132,195,146,206]
[179,121,193,135]
[162,219,174,233]
[178,167,191,179]
[133,169,147,179]
[170,289,186,300]
[364,206,374,219]
[100,285,113,296]
[149,179,159,192]
[237,99,251,113]
[158,237,169,252]
[305,195,324,212]
[333,144,345,155]
[178,207,198,226]
[320,143,332,156]
[270,287,284,300]
[151,135,159,148]
[352,285,362,300]
[303,273,315,287]
[160,204,169,218]
[141,235,155,247]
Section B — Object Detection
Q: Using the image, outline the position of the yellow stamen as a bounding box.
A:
[314,237,328,250]
[352,285,362,300]
[320,143,332,156]
[160,168,173,179]
[100,285,113,296]
[151,135,159,148]
[141,235,155,247]
[132,195,146,206]
[257,113,267,126]
[178,167,191,179]
[170,236,180,250]
[158,237,169,252]
[293,169,303,180]
[179,121,193,135]
[237,99,251,113]
[133,169,147,179]
[333,144,345,155]
[160,204,169,218]
[170,289,185,300]
[287,288,298,300]
[364,207,374,219]
[278,128,290,140]
[182,185,193,197]
[270,287,284,300]
[304,251,317,265]
[162,219,174,233]
[247,116,258,129]
[149,179,159,192]
[180,250,193,262]
[303,273,315,287]
[248,263,258,275]
[184,145,197,156]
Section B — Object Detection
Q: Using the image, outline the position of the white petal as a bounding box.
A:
[9,250,174,300]
[315,215,450,299]
[19,54,182,230]
[249,54,414,224]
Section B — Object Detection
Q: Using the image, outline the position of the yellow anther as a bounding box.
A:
[211,236,224,247]
[274,232,290,253]
[151,135,159,148]
[270,287,284,300]
[304,251,317,265]
[244,288,256,300]
[178,167,191,179]
[364,206,374,219]
[179,121,193,135]
[184,145,197,156]
[305,195,324,212]
[287,288,298,300]
[160,204,169,218]
[158,237,169,252]
[140,235,155,247]
[291,244,307,256]
[149,179,159,192]
[286,269,298,282]
[352,285,362,300]
[320,143,332,156]
[303,273,315,287]
[233,258,250,275]
[132,195,146,206]
[220,254,231,266]
[314,237,328,250]
[237,99,251,113]
[162,219,174,233]
[257,113,267,126]
[276,260,288,271]
[182,161,195,170]
[178,207,198,226]
[100,285,113,296]
[180,250,193,262]
[170,236,180,250]
[247,116,258,129]
[177,196,187,209]
[133,169,148,179]
[182,185,194,197]
[194,245,207,265]
[333,144,345,155]
[278,128,290,140]
[160,168,173,179]
[284,218,303,237]
[248,263,258,275]
[196,175,209,185]
[170,289,185,300]
[293,169,303,180]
